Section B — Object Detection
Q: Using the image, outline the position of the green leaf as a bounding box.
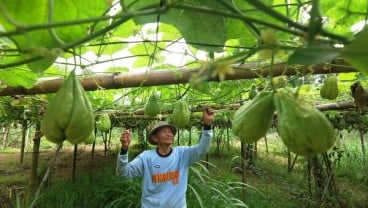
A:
[321,0,365,36]
[164,0,227,52]
[226,19,257,48]
[288,42,341,65]
[337,72,358,81]
[343,28,368,73]
[129,42,165,68]
[0,0,109,73]
[112,19,140,38]
[27,57,57,75]
[233,0,274,21]
[159,23,182,40]
[121,0,227,52]
[0,68,38,89]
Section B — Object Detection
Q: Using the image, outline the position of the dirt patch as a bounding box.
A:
[0,145,117,208]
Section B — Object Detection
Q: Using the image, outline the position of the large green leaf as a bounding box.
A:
[121,0,227,52]
[232,0,274,22]
[0,0,109,73]
[112,19,141,38]
[343,27,368,74]
[0,68,38,89]
[321,0,365,36]
[129,41,165,68]
[288,42,341,65]
[226,18,257,48]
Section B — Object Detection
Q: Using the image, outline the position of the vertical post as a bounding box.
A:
[241,142,247,200]
[177,129,180,146]
[91,128,97,165]
[264,135,268,154]
[188,127,192,146]
[20,119,27,164]
[72,144,78,182]
[27,121,42,204]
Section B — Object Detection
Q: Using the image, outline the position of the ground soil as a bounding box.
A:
[0,145,116,208]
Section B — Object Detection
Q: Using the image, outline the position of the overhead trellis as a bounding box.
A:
[0,1,367,75]
[0,60,357,96]
[0,0,367,114]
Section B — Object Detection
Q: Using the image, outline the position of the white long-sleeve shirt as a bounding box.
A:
[116,129,213,208]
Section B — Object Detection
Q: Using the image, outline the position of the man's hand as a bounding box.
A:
[203,107,215,126]
[120,129,132,151]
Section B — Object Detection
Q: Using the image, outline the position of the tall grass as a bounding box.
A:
[27,160,248,208]
[8,129,368,208]
[28,165,133,208]
[186,161,248,208]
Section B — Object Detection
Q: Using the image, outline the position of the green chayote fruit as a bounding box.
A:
[171,101,190,128]
[144,94,160,117]
[274,88,335,156]
[84,132,96,144]
[233,91,275,143]
[96,113,111,132]
[42,70,94,144]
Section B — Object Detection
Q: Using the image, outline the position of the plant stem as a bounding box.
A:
[48,0,65,46]
[34,144,63,199]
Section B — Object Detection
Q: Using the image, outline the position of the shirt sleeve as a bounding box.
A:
[116,152,144,178]
[185,128,213,165]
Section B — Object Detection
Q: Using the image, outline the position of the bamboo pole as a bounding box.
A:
[102,100,356,121]
[0,60,357,96]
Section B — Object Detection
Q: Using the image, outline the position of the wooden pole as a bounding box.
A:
[20,119,27,164]
[72,144,78,182]
[27,121,42,205]
[0,60,356,96]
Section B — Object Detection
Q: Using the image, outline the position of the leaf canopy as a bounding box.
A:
[0,0,366,115]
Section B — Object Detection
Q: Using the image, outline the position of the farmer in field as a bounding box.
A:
[116,107,214,208]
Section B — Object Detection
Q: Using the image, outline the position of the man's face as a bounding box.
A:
[152,127,174,145]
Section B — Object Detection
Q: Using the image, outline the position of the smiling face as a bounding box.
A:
[151,126,175,146]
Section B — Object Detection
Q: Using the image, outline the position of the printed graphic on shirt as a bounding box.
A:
[152,170,179,185]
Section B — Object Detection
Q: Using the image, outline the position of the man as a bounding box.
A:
[116,107,214,208]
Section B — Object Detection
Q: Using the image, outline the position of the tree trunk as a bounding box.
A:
[72,144,78,182]
[27,121,42,205]
[287,150,291,171]
[108,127,112,149]
[177,129,180,146]
[20,119,27,164]
[102,131,107,156]
[241,142,247,200]
[226,127,230,152]
[188,127,192,146]
[264,135,268,154]
[311,155,325,203]
[306,157,313,200]
[91,128,97,165]
[245,144,255,167]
